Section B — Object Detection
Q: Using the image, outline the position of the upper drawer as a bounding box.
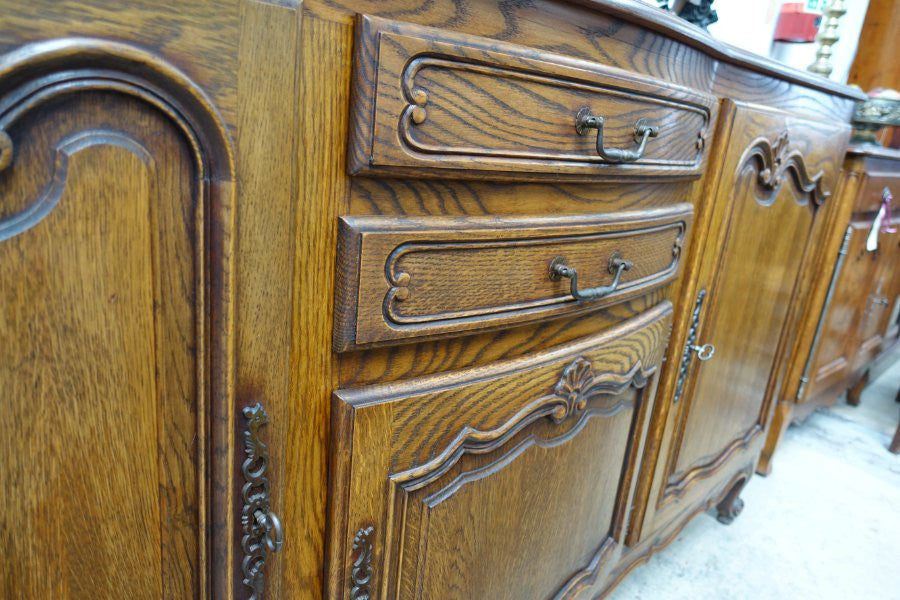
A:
[348,15,717,181]
[856,172,900,214]
[333,204,692,351]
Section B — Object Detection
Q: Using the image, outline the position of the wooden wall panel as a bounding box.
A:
[847,0,900,92]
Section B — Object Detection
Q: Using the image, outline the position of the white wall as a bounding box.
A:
[707,0,782,56]
[708,0,870,83]
[635,0,872,84]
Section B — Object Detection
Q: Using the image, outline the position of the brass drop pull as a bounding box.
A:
[549,252,633,301]
[575,108,659,163]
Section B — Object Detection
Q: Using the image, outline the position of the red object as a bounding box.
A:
[773,3,822,42]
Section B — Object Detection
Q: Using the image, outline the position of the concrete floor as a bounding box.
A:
[611,357,900,600]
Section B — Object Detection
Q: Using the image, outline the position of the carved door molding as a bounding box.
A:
[326,303,672,599]
[663,125,831,497]
[630,101,850,549]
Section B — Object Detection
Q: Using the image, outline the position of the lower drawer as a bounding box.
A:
[855,173,900,213]
[326,302,673,599]
[334,204,691,351]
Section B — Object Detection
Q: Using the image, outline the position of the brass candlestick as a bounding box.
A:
[808,0,847,77]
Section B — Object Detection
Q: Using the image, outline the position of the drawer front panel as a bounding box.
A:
[334,205,691,350]
[856,173,900,213]
[327,303,672,600]
[349,15,716,180]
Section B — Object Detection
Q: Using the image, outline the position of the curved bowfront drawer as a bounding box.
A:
[333,204,691,351]
[349,15,717,181]
[327,302,672,599]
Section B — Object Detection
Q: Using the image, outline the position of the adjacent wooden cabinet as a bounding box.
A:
[760,145,900,471]
[0,0,865,598]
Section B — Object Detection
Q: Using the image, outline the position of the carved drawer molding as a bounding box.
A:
[348,15,717,181]
[334,204,691,350]
[326,302,673,599]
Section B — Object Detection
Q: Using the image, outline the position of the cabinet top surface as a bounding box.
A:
[566,0,866,101]
[847,144,900,161]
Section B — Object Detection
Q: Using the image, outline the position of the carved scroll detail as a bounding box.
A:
[663,424,762,502]
[241,403,272,600]
[392,357,655,490]
[550,357,649,423]
[382,223,686,326]
[350,525,375,600]
[553,537,617,600]
[0,131,152,242]
[742,131,830,205]
[397,54,711,168]
[0,38,234,241]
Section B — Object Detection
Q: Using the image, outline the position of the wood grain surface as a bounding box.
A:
[847,0,900,92]
[349,14,717,180]
[0,39,236,597]
[631,101,850,545]
[326,302,672,599]
[334,205,691,349]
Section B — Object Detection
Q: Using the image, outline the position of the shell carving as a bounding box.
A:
[551,357,595,422]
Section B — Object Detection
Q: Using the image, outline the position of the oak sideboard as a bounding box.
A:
[0,0,865,598]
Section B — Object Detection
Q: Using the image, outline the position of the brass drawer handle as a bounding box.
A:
[575,108,659,163]
[549,252,633,301]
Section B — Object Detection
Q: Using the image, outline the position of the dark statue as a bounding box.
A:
[658,0,719,30]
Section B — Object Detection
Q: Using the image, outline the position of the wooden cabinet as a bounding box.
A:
[761,145,900,471]
[802,222,879,399]
[0,1,865,598]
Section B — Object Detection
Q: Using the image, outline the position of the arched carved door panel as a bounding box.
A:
[630,102,849,546]
[0,40,234,598]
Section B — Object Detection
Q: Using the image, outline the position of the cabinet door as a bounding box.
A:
[0,41,233,597]
[880,226,900,347]
[633,103,849,543]
[804,222,878,400]
[326,303,672,600]
[853,226,900,369]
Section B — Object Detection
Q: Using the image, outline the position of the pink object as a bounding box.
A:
[881,188,896,233]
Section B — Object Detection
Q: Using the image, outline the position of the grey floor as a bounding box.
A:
[611,355,900,600]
